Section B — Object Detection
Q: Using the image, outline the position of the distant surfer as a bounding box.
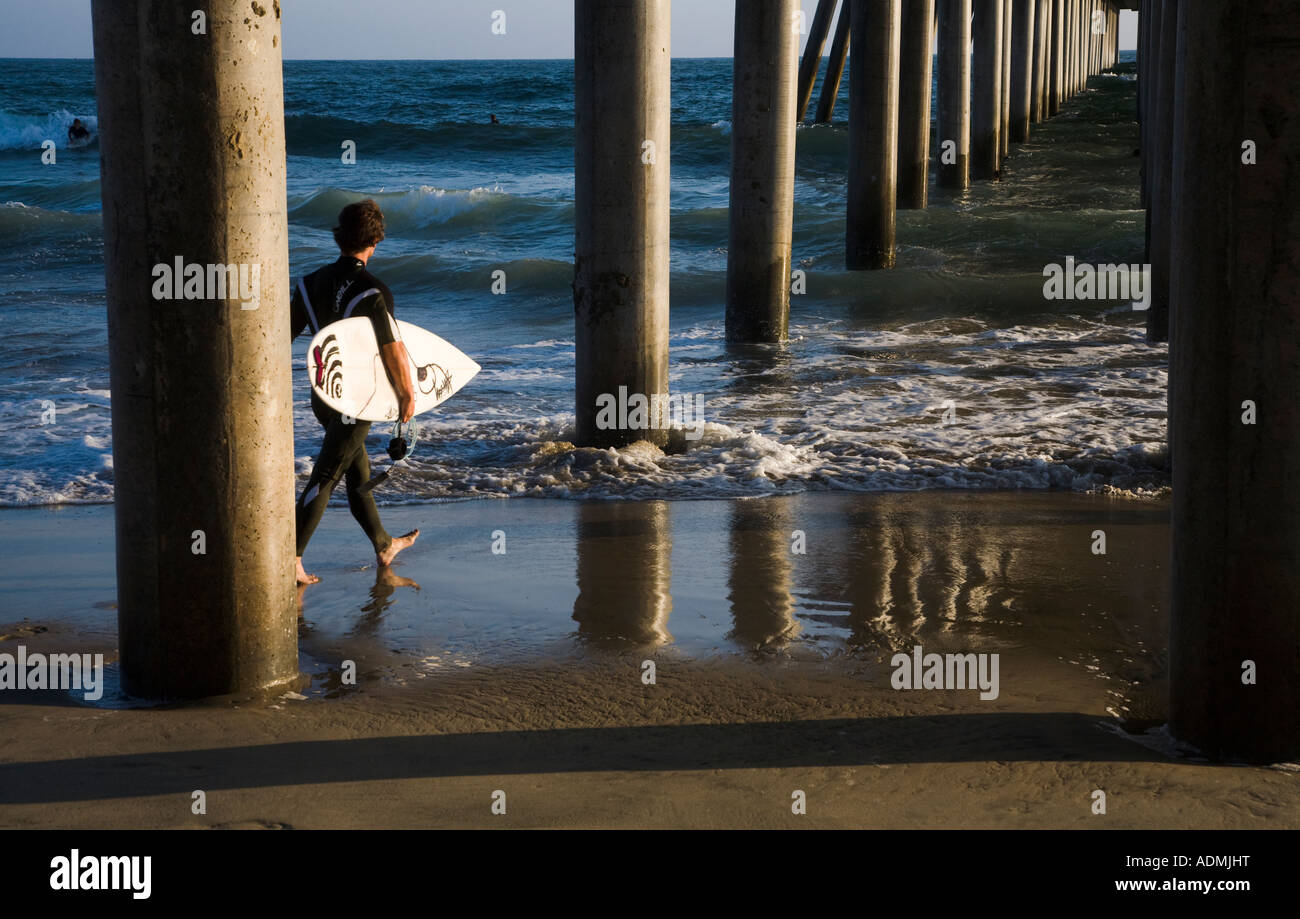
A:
[489,113,499,125]
[289,199,419,586]
[67,118,90,144]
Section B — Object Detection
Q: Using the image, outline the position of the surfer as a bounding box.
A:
[67,118,90,143]
[490,113,499,125]
[289,199,419,586]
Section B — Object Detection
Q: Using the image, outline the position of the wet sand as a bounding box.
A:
[1,491,1296,828]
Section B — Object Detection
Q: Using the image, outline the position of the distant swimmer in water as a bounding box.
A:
[67,118,90,143]
[490,113,499,125]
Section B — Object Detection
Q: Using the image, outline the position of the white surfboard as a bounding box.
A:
[307,317,480,422]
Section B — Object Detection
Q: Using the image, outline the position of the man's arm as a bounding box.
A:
[366,286,413,422]
[379,341,416,423]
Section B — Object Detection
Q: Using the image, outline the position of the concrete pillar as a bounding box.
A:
[727,0,798,343]
[90,0,297,700]
[796,0,838,122]
[1050,0,1064,113]
[1031,0,1049,122]
[1111,7,1119,68]
[814,3,851,124]
[1070,0,1080,94]
[846,0,902,269]
[1080,0,1089,85]
[971,0,1003,179]
[1067,0,1077,95]
[1000,0,1013,159]
[1010,0,1035,142]
[574,0,670,447]
[937,0,973,189]
[1092,1,1101,75]
[897,0,935,208]
[1081,0,1092,77]
[1138,0,1152,212]
[1145,0,1175,343]
[1169,0,1300,763]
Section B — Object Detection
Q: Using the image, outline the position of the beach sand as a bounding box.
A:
[1,491,1296,829]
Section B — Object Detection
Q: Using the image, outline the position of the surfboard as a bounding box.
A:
[307,317,480,422]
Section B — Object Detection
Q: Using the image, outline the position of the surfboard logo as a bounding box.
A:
[416,362,454,400]
[313,335,344,399]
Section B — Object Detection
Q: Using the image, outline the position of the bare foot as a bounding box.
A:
[295,557,320,586]
[377,529,419,568]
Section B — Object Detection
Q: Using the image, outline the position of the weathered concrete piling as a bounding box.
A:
[1031,0,1049,123]
[814,3,851,124]
[91,0,298,699]
[727,0,798,343]
[1010,0,1035,142]
[896,0,935,209]
[936,0,972,190]
[971,0,1004,179]
[846,0,902,269]
[1000,0,1013,160]
[574,0,670,447]
[1169,0,1300,763]
[1145,0,1175,343]
[1050,0,1064,114]
[796,0,837,122]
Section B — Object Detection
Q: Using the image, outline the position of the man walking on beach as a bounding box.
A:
[289,200,419,585]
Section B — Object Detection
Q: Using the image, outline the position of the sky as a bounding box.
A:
[0,0,1137,60]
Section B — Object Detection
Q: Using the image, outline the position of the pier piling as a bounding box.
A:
[1169,0,1300,763]
[971,0,1004,179]
[1011,0,1035,143]
[574,0,671,446]
[814,3,851,124]
[1145,0,1175,343]
[796,0,838,122]
[897,0,936,209]
[1000,0,1013,160]
[846,0,902,269]
[937,0,973,190]
[91,0,298,699]
[727,0,799,342]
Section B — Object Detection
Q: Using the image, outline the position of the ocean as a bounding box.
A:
[0,53,1164,508]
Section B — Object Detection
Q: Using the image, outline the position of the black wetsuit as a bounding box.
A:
[289,256,398,557]
[67,124,90,143]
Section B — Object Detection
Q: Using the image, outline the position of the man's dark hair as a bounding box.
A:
[333,199,386,254]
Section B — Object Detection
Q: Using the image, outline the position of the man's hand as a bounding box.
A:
[378,341,416,423]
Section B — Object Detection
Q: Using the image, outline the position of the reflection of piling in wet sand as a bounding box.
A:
[813,2,850,124]
[726,0,797,343]
[845,0,902,270]
[896,0,935,210]
[1168,0,1300,763]
[936,0,972,190]
[727,500,799,650]
[91,1,298,699]
[573,0,670,448]
[573,502,672,646]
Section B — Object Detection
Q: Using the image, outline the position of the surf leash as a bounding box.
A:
[359,420,418,494]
